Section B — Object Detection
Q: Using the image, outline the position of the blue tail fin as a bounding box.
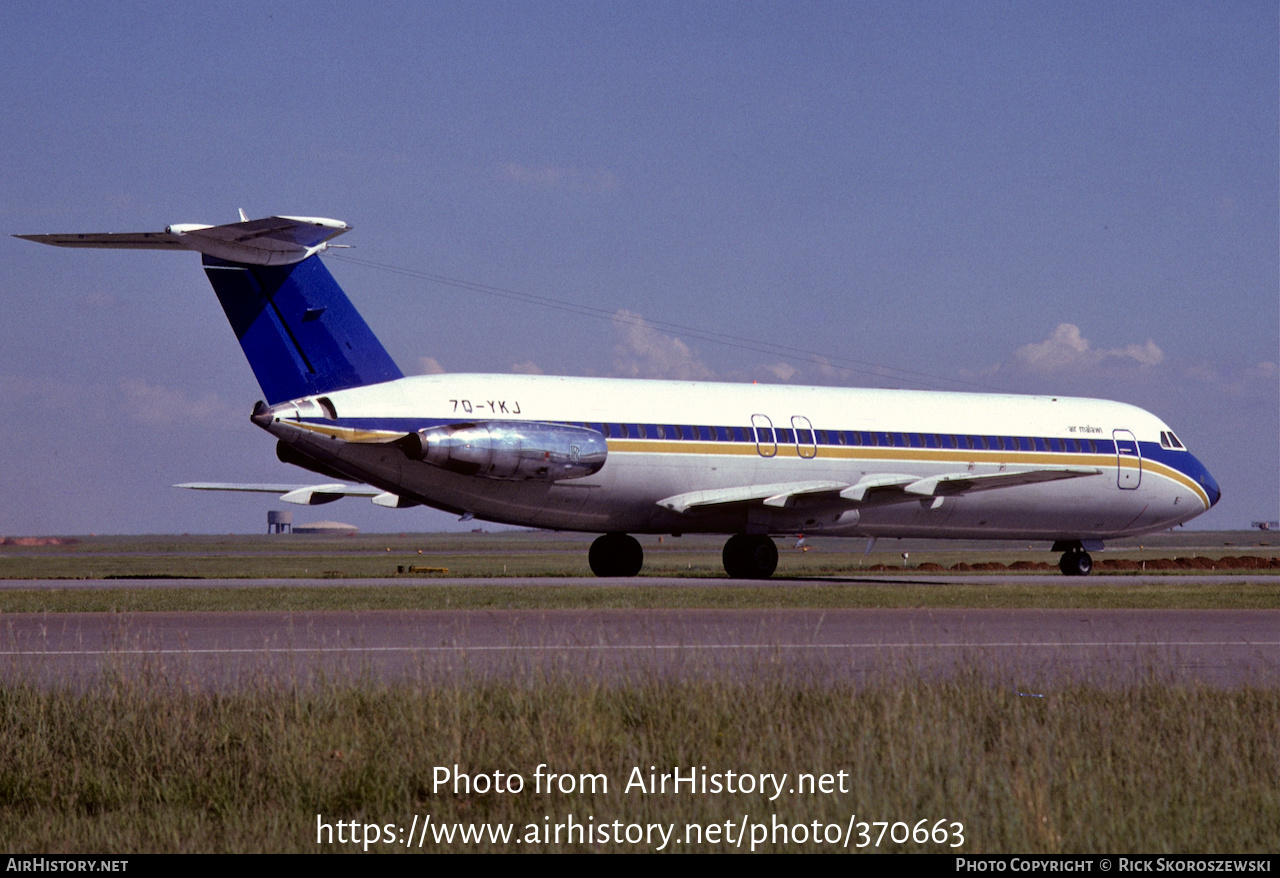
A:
[202,254,403,404]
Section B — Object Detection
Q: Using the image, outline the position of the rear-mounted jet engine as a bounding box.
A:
[400,421,607,481]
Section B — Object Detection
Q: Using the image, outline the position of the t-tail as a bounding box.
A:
[15,214,403,404]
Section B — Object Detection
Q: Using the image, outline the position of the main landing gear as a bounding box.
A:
[722,534,779,579]
[586,532,781,579]
[588,533,644,577]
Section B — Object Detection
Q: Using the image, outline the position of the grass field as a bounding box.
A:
[2,581,1279,613]
[1,669,1275,853]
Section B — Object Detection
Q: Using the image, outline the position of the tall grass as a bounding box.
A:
[0,666,1275,852]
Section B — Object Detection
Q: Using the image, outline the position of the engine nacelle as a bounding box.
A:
[401,421,607,481]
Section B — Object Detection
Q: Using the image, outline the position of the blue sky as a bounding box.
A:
[2,1,1275,534]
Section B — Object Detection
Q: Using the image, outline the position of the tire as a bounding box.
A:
[1073,551,1093,576]
[722,534,778,579]
[1058,550,1093,577]
[589,533,643,577]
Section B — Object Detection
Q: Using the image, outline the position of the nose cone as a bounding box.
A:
[1190,454,1221,509]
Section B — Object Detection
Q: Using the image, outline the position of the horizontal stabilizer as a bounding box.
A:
[17,215,350,266]
[175,481,411,508]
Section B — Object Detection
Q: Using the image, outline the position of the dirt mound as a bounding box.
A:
[0,537,79,546]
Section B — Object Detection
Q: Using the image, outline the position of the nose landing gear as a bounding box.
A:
[1057,545,1094,577]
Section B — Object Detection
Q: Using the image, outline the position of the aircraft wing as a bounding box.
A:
[899,466,1104,497]
[658,466,1104,515]
[657,481,850,514]
[175,482,417,508]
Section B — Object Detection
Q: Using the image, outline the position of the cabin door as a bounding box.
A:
[791,416,817,458]
[1113,429,1142,490]
[751,414,777,458]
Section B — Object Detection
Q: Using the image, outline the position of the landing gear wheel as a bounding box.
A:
[589,533,644,577]
[1058,550,1093,577]
[722,534,779,579]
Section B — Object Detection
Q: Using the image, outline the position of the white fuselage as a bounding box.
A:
[258,373,1219,542]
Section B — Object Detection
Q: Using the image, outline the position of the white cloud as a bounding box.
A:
[610,310,717,380]
[1008,323,1164,374]
[495,163,620,193]
[415,356,446,375]
[510,360,543,375]
[760,362,799,382]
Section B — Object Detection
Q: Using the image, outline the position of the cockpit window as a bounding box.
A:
[1168,432,1184,449]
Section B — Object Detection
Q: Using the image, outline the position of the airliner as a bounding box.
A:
[18,214,1221,577]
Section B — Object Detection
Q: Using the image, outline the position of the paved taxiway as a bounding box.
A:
[1,576,1276,687]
